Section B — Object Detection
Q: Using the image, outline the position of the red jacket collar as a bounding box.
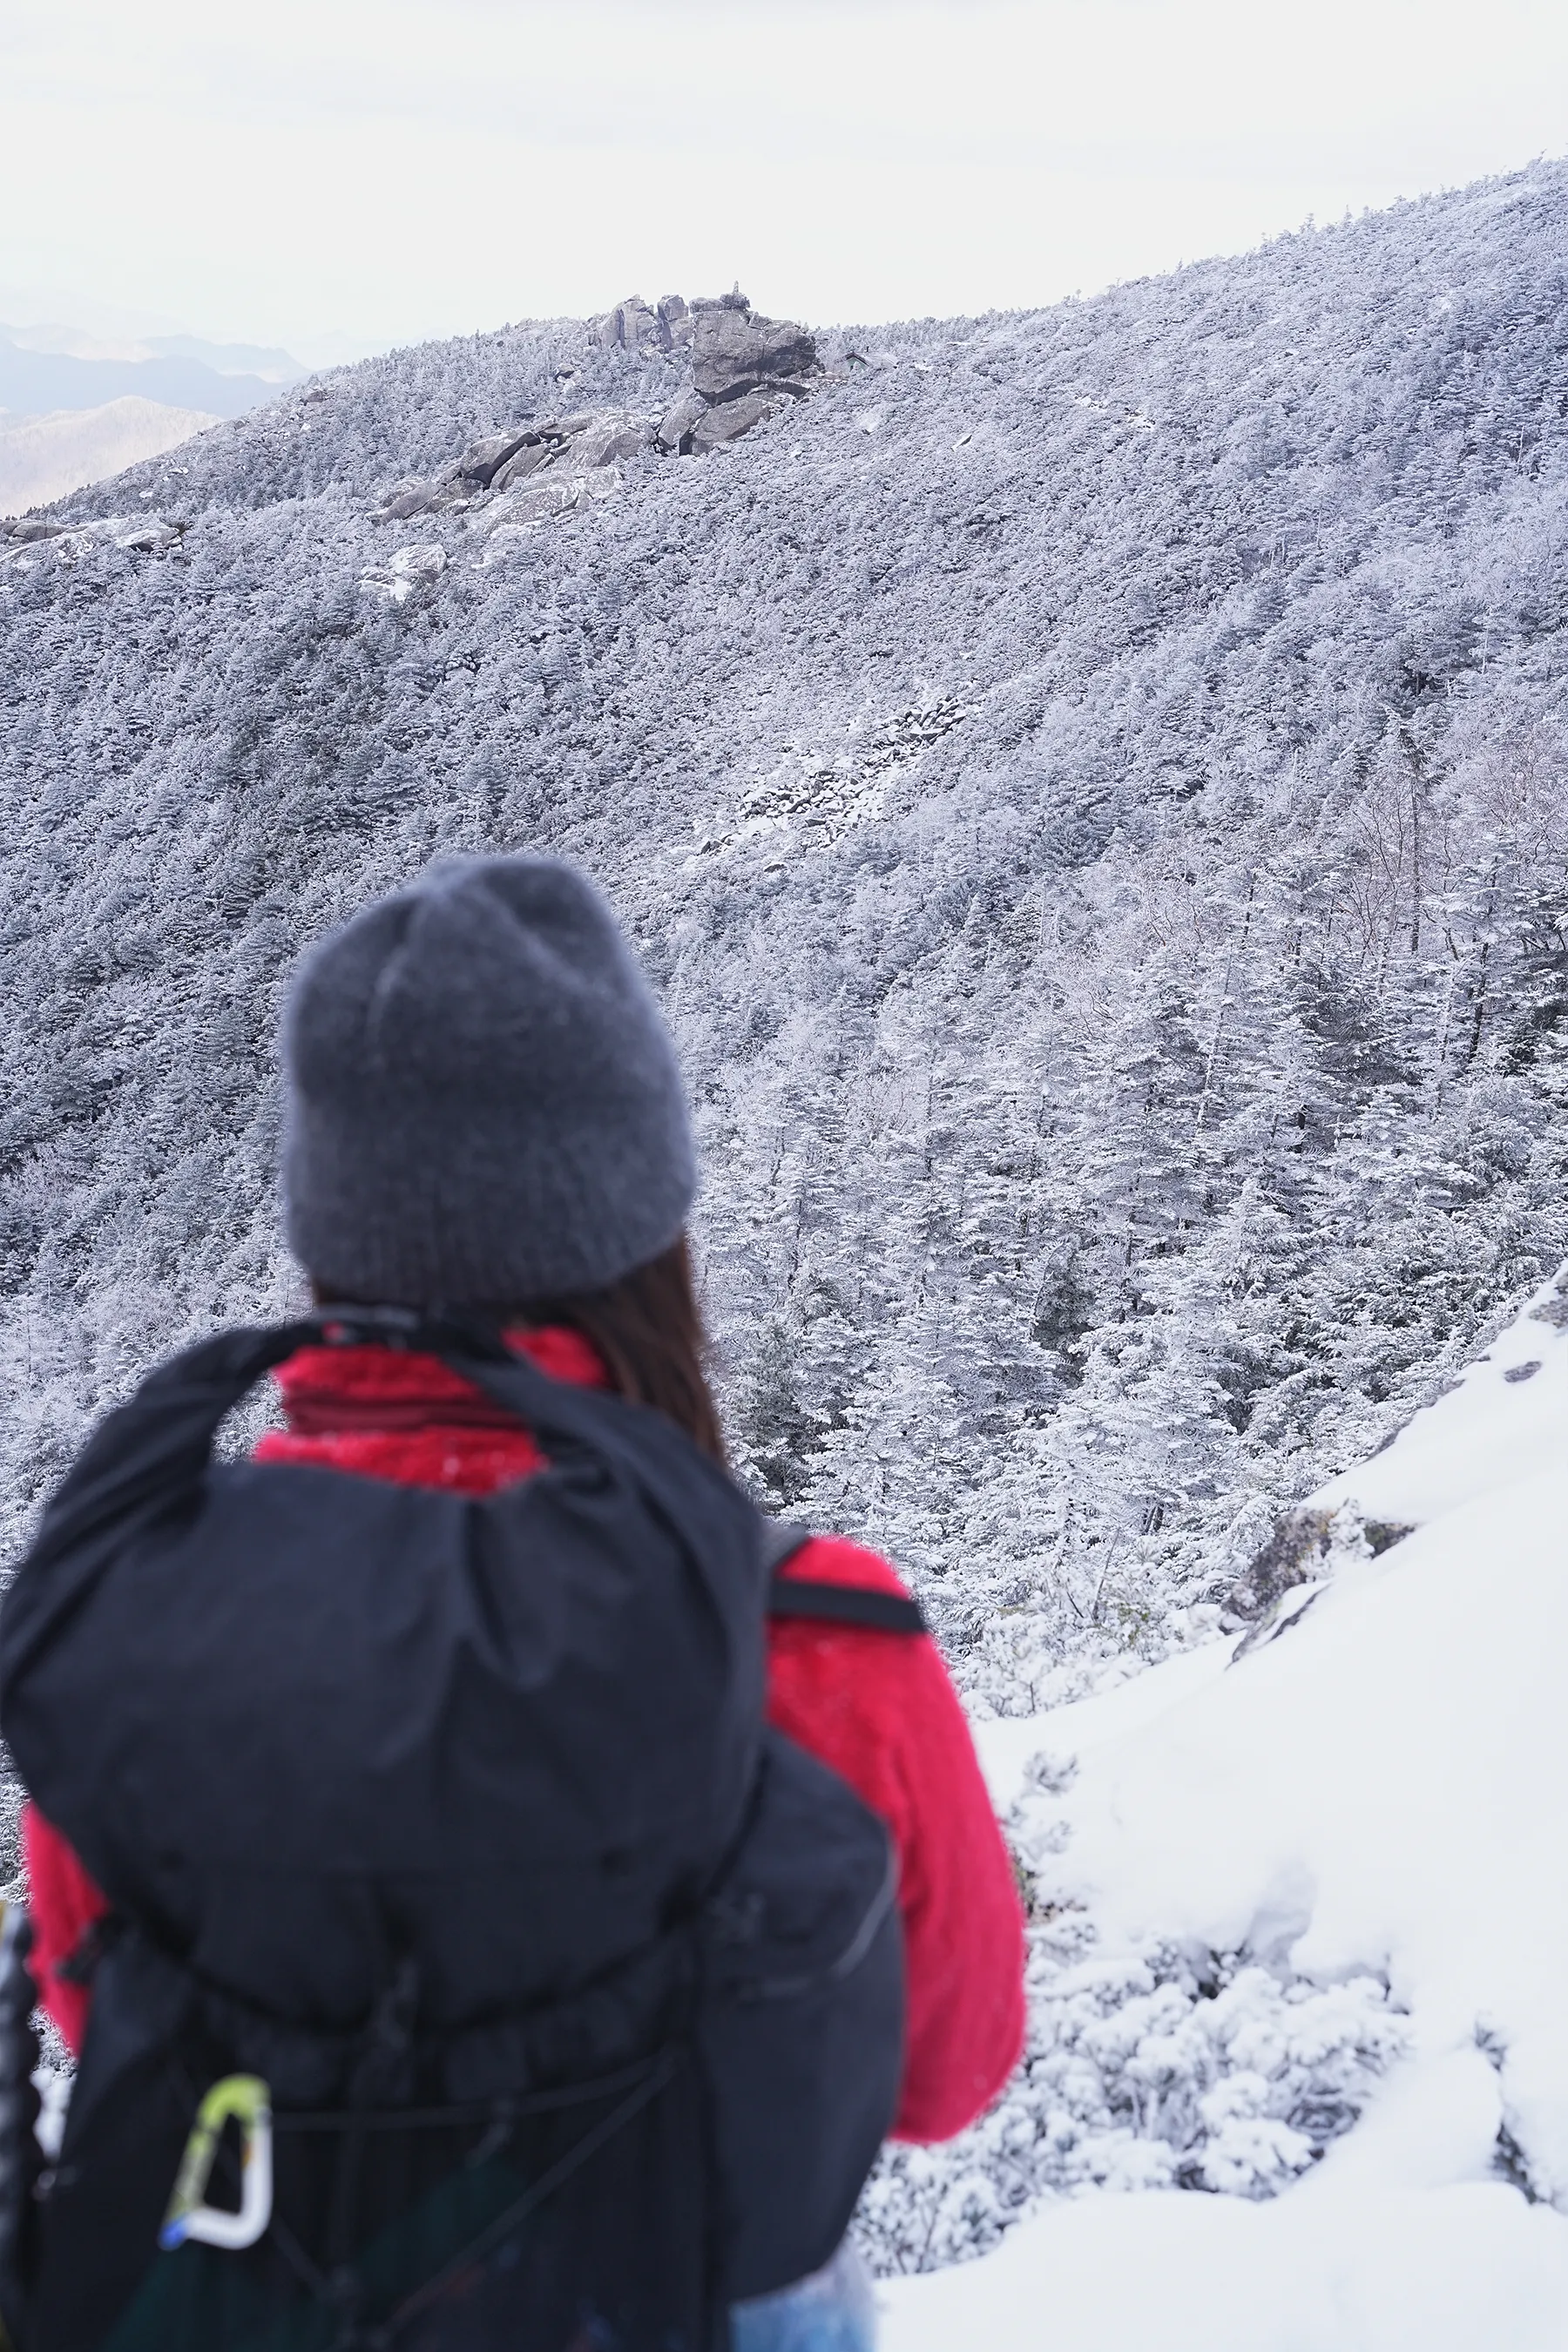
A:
[273,1327,609,1436]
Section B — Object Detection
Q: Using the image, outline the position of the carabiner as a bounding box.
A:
[159,2074,273,2252]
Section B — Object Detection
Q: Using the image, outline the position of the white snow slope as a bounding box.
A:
[889,1267,1568,2350]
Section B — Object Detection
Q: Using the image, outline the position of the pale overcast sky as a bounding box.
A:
[4,0,1568,363]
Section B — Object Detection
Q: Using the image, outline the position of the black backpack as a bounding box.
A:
[0,1312,920,2352]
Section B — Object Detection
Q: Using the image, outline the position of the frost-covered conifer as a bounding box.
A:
[1,159,1566,1731]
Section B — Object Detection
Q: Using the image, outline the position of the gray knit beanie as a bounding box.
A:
[281,856,695,1304]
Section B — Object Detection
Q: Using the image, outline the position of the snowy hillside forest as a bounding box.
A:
[2,159,1567,1751]
[875,1262,1568,2341]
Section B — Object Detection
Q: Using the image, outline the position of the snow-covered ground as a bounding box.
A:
[884,1267,1568,2350]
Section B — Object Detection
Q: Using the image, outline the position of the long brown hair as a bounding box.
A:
[507,1234,727,1465]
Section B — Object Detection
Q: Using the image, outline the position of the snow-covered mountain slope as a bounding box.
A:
[0,396,219,518]
[872,1270,1567,2344]
[1312,1259,1568,1530]
[0,161,1566,1729]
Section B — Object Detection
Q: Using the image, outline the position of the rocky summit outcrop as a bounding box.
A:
[657,290,818,456]
[594,284,820,454]
[689,295,817,403]
[598,294,693,355]
[369,287,820,531]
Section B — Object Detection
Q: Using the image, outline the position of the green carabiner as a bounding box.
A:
[159,2074,273,2253]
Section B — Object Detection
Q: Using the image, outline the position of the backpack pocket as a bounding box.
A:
[698,1730,904,2301]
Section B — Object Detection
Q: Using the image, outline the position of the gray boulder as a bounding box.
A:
[651,289,817,456]
[691,388,780,451]
[1220,1510,1333,1633]
[487,411,647,491]
[448,426,539,489]
[490,440,553,493]
[598,296,680,353]
[374,478,446,521]
[655,389,708,454]
[476,477,581,532]
[566,417,648,470]
[598,296,651,349]
[691,301,817,401]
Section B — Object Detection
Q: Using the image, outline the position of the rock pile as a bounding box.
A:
[370,288,820,531]
[2,512,184,564]
[374,409,652,522]
[656,290,818,455]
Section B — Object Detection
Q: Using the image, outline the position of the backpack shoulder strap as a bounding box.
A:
[758,1520,814,1578]
[761,1522,927,1636]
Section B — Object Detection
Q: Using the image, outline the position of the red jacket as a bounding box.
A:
[24,1330,1024,2142]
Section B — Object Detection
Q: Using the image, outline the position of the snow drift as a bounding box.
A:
[878,1267,1568,2348]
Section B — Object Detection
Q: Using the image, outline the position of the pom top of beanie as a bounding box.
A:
[281,856,695,1306]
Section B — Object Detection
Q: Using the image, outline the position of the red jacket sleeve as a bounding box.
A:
[765,1536,1026,2141]
[23,1801,111,2058]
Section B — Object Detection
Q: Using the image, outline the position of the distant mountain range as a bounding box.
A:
[0,324,302,423]
[0,321,304,381]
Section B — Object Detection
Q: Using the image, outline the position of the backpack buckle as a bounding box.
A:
[159,2074,273,2252]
